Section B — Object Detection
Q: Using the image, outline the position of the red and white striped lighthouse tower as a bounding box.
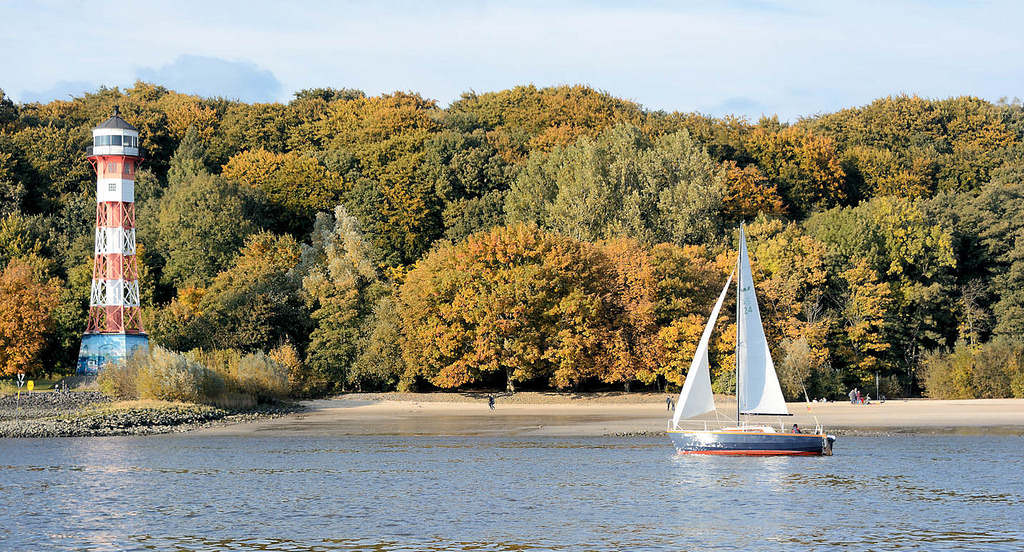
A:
[76,106,149,374]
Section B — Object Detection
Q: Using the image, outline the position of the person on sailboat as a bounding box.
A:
[792,424,801,434]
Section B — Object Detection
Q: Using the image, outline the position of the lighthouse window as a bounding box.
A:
[110,135,122,146]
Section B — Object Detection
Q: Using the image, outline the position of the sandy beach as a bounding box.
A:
[194,393,1024,437]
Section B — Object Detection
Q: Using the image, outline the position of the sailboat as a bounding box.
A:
[668,225,836,456]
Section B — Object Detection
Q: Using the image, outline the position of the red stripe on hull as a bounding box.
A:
[678,450,821,456]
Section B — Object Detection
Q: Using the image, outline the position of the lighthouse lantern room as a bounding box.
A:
[76,106,149,374]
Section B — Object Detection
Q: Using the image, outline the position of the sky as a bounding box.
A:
[1,0,1022,121]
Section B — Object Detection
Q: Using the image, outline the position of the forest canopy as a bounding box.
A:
[2,83,1023,399]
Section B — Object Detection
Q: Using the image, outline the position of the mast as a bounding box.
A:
[735,224,742,424]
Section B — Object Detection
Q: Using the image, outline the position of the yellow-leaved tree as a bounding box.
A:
[222,149,347,234]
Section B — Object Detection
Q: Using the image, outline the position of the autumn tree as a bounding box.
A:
[598,238,658,389]
[151,233,310,353]
[400,224,621,391]
[807,95,1020,198]
[293,92,442,266]
[646,243,730,390]
[744,218,834,393]
[446,85,647,162]
[807,196,957,390]
[840,258,894,385]
[744,119,846,215]
[720,161,785,222]
[222,149,347,235]
[0,258,60,376]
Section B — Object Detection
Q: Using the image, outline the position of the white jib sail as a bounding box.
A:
[672,270,734,427]
[736,226,789,415]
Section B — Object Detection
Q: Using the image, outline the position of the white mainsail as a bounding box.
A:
[736,226,789,416]
[671,270,734,427]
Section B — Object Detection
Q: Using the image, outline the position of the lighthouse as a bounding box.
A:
[76,106,149,374]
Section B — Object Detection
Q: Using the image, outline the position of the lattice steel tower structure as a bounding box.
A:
[76,106,149,374]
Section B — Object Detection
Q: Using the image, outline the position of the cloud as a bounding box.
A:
[18,80,99,103]
[135,55,283,102]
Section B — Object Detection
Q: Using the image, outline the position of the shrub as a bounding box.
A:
[134,347,225,403]
[234,352,290,400]
[922,338,1024,399]
[269,343,303,394]
[186,348,290,401]
[98,346,225,403]
[97,359,137,399]
[0,380,18,396]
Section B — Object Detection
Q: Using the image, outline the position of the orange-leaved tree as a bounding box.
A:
[598,238,658,389]
[720,160,786,223]
[399,223,621,391]
[0,258,60,376]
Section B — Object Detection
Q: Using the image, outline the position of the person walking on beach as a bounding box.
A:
[666,397,674,412]
[488,396,495,411]
[849,388,857,404]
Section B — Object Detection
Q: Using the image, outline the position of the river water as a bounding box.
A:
[1,434,1022,550]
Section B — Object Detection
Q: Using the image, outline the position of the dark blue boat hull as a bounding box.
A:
[669,429,834,456]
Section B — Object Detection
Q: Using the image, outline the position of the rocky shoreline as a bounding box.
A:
[0,392,303,438]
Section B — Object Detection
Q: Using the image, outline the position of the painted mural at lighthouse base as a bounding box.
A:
[77,334,149,375]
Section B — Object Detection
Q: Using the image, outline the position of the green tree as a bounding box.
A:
[154,166,255,288]
[351,293,406,391]
[300,206,385,392]
[955,178,1024,338]
[507,124,725,246]
[191,232,309,352]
